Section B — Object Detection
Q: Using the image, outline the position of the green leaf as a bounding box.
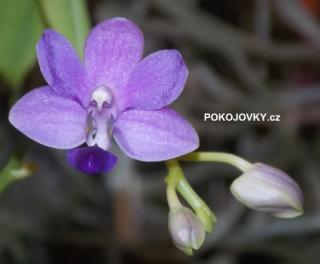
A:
[0,0,43,88]
[39,0,90,57]
[0,158,36,193]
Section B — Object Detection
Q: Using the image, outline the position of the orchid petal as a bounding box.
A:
[36,29,90,106]
[113,108,199,161]
[84,17,144,90]
[9,86,86,149]
[117,50,188,111]
[67,146,117,174]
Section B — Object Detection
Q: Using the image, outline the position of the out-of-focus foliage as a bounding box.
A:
[0,0,90,89]
[0,158,35,193]
[0,0,43,88]
[0,0,90,193]
[38,0,90,57]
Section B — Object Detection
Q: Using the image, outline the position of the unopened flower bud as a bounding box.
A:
[169,207,205,255]
[230,163,303,218]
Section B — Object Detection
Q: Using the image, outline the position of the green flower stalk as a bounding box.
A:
[166,164,208,255]
[166,159,216,232]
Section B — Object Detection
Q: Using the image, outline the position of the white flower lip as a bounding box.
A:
[86,86,116,150]
[230,163,304,218]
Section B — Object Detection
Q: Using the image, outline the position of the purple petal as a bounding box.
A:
[117,50,188,111]
[113,108,199,161]
[36,29,90,106]
[84,17,144,90]
[67,146,117,174]
[9,86,86,149]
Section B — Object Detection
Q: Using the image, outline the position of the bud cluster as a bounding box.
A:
[166,155,304,256]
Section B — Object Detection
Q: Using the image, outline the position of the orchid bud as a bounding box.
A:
[168,206,206,255]
[230,163,303,218]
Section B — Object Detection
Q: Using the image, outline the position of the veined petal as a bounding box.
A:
[67,146,117,174]
[84,17,144,90]
[117,50,188,111]
[9,86,86,149]
[36,29,90,106]
[113,108,199,161]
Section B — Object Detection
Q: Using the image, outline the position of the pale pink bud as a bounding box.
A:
[168,207,206,255]
[230,163,303,218]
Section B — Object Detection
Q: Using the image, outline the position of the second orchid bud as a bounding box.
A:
[230,163,303,218]
[168,206,206,255]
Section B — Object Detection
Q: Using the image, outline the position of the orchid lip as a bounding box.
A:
[86,86,117,150]
[67,146,117,174]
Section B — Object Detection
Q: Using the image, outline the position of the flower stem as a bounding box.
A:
[165,160,183,209]
[165,159,216,232]
[166,184,181,209]
[180,152,253,172]
[165,151,254,232]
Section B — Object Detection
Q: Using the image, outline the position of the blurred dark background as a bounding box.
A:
[0,0,320,263]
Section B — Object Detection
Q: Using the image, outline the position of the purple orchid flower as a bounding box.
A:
[8,17,199,174]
